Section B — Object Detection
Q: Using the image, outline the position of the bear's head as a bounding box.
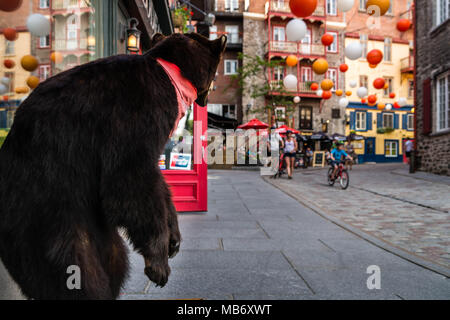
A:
[146,32,227,106]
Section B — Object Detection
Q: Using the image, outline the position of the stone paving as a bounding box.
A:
[266,163,450,271]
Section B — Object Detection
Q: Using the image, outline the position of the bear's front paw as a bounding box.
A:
[144,259,171,287]
[169,229,181,259]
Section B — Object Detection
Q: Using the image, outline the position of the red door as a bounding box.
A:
[163,103,208,212]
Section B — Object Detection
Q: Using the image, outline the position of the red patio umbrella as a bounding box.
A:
[275,125,300,135]
[237,118,269,130]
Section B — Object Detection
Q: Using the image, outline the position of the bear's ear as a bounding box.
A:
[212,35,227,53]
[149,33,165,48]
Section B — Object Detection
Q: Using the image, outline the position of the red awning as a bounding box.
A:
[237,118,269,130]
[275,125,300,134]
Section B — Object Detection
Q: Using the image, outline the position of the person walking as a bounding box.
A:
[405,138,413,164]
[284,130,298,179]
[345,139,355,171]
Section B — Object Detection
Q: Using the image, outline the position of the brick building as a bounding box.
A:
[414,0,450,175]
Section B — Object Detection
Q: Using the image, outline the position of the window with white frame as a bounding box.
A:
[408,80,414,98]
[383,113,394,128]
[385,140,398,157]
[39,65,51,81]
[407,114,414,130]
[273,26,285,41]
[435,0,449,26]
[326,68,338,89]
[5,40,14,55]
[224,59,238,75]
[39,35,50,48]
[225,25,239,44]
[359,0,366,11]
[223,104,236,118]
[360,34,368,57]
[225,0,239,12]
[273,66,284,81]
[384,38,392,62]
[356,111,366,130]
[436,71,450,131]
[326,32,338,53]
[327,0,337,15]
[209,26,217,40]
[301,67,312,82]
[384,78,393,96]
[39,0,49,8]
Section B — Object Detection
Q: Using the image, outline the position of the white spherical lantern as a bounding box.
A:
[337,0,354,12]
[398,97,407,107]
[286,19,307,42]
[27,14,50,37]
[357,86,368,98]
[0,84,7,95]
[316,89,323,97]
[283,74,298,91]
[339,97,349,108]
[293,96,301,103]
[349,80,357,88]
[385,104,392,111]
[1,77,10,85]
[345,42,363,60]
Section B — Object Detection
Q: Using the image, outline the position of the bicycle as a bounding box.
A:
[327,162,349,189]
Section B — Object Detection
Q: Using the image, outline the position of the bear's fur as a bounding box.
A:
[0,33,226,299]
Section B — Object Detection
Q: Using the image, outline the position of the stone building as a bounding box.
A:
[414,0,450,175]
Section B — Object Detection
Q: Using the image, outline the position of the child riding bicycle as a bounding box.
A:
[330,142,353,181]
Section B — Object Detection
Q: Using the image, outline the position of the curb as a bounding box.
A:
[263,176,450,278]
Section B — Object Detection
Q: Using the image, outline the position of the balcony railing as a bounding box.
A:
[52,0,90,10]
[400,55,414,72]
[270,0,325,16]
[269,80,316,94]
[214,0,245,13]
[54,38,93,51]
[269,40,325,56]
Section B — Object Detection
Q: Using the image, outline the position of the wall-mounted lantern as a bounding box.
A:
[126,18,141,53]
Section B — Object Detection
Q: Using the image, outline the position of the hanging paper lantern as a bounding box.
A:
[411,107,415,113]
[366,49,383,65]
[312,58,328,75]
[1,77,10,85]
[4,59,15,69]
[357,87,368,98]
[286,55,298,67]
[366,0,391,17]
[322,90,332,100]
[339,63,348,72]
[3,28,18,41]
[27,13,50,37]
[377,103,385,110]
[339,97,349,108]
[336,89,343,96]
[383,83,389,90]
[289,0,318,18]
[321,33,334,46]
[337,0,355,12]
[385,104,392,110]
[345,42,363,60]
[321,79,334,91]
[398,97,407,106]
[349,80,357,88]
[393,102,401,109]
[26,76,40,89]
[283,74,298,91]
[389,92,396,99]
[21,55,38,72]
[51,52,63,64]
[286,19,307,42]
[397,19,412,32]
[368,94,377,104]
[293,96,301,103]
[0,0,22,12]
[310,82,319,91]
[373,78,385,90]
[316,89,323,97]
[361,98,367,104]
[346,91,352,96]
[369,63,378,69]
[0,84,7,95]
[14,86,30,94]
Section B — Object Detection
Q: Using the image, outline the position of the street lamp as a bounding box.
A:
[125,18,141,53]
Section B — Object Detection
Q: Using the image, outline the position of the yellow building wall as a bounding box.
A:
[0,32,32,101]
[345,38,413,106]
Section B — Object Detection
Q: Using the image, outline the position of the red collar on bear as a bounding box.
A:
[157,58,197,137]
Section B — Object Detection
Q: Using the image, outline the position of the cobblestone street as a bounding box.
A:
[266,163,450,273]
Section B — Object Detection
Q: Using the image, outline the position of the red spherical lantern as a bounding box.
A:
[321,33,334,46]
[3,28,18,41]
[310,82,319,91]
[368,94,377,104]
[373,78,386,90]
[361,98,367,104]
[339,63,348,73]
[4,59,15,69]
[397,19,412,32]
[322,90,332,100]
[389,92,396,99]
[289,0,318,18]
[393,102,401,109]
[367,49,383,65]
[0,0,22,12]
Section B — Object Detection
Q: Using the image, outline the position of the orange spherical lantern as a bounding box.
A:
[21,55,38,72]
[321,79,334,91]
[366,0,391,16]
[3,28,18,41]
[312,58,328,75]
[51,52,63,64]
[335,89,343,96]
[377,103,385,110]
[397,19,411,32]
[321,33,334,46]
[411,108,415,113]
[389,92,396,99]
[361,98,367,104]
[368,95,377,105]
[346,91,352,96]
[373,78,385,90]
[0,0,23,12]
[369,63,378,69]
[26,76,40,89]
[367,49,383,65]
[339,63,348,72]
[310,82,319,91]
[322,90,332,100]
[4,59,15,69]
[14,86,29,94]
[289,0,318,18]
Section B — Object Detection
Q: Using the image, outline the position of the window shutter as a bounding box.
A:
[367,112,372,130]
[394,114,399,129]
[402,114,407,129]
[0,110,6,128]
[423,78,432,134]
[350,111,356,130]
[377,112,383,128]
